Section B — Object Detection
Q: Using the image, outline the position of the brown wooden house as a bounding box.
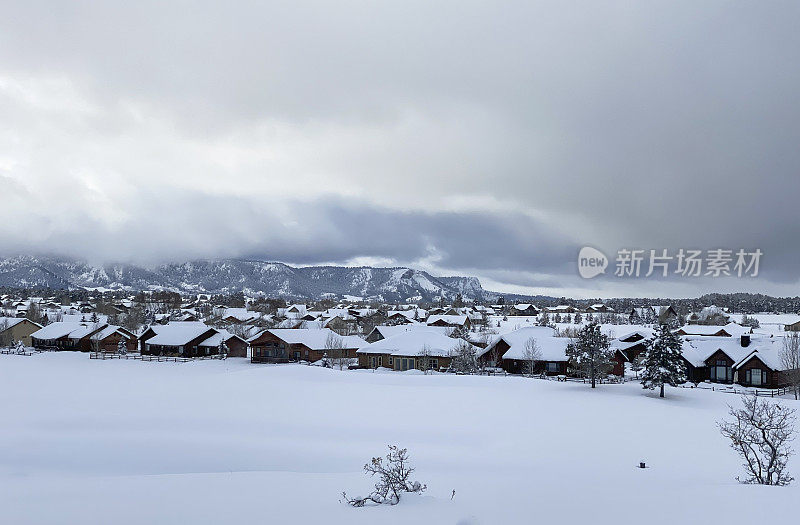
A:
[141,323,219,357]
[249,328,364,363]
[0,317,43,346]
[89,325,138,353]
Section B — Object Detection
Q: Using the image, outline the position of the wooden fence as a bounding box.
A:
[682,383,790,398]
[90,353,226,363]
[0,349,35,356]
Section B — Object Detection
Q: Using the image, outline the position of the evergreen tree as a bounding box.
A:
[537,312,550,326]
[640,322,687,398]
[117,338,127,355]
[574,312,583,324]
[565,321,613,388]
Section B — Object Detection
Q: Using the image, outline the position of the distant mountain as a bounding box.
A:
[0,256,497,302]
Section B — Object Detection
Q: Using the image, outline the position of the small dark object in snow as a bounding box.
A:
[639,461,647,469]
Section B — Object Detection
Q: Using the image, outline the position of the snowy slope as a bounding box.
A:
[0,353,797,524]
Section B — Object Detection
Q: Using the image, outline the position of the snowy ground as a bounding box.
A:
[1,353,798,524]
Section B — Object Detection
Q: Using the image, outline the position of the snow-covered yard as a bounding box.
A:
[1,353,797,524]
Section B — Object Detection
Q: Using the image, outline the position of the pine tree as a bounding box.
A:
[117,338,127,355]
[640,322,687,398]
[565,320,613,388]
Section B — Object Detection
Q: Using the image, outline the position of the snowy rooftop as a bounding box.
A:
[367,324,448,341]
[426,315,468,325]
[146,323,217,347]
[680,335,781,369]
[479,327,568,361]
[266,328,365,350]
[67,323,107,340]
[198,329,244,348]
[0,317,37,330]
[479,326,557,358]
[678,323,750,337]
[89,325,133,341]
[357,330,476,357]
[31,322,93,341]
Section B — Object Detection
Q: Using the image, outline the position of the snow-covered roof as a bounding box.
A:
[89,325,133,341]
[478,326,565,361]
[610,338,647,353]
[678,323,750,337]
[426,315,468,326]
[615,328,654,342]
[357,330,476,357]
[198,329,245,348]
[31,322,93,341]
[367,324,448,341]
[265,328,365,350]
[0,317,38,330]
[680,335,768,368]
[732,338,785,370]
[145,323,217,347]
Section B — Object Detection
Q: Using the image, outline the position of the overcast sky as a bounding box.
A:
[1,1,799,298]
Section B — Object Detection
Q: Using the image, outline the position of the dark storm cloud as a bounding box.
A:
[1,1,799,296]
[0,187,577,273]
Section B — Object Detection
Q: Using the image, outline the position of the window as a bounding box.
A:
[711,359,731,382]
[546,362,559,373]
[749,368,762,386]
[428,358,438,370]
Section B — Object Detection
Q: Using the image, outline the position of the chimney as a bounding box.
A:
[740,334,751,347]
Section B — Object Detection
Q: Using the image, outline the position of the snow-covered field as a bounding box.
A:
[1,353,797,524]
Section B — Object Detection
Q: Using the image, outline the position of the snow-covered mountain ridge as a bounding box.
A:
[0,255,494,302]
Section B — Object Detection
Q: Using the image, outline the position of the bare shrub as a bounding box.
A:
[522,337,542,377]
[718,394,796,486]
[780,333,800,400]
[343,446,426,506]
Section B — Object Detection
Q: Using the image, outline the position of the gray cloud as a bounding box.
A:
[1,1,799,296]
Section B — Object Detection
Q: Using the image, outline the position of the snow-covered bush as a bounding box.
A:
[449,339,477,374]
[343,445,426,506]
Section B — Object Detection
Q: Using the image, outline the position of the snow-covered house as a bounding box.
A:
[281,304,308,319]
[586,303,613,313]
[30,321,107,351]
[477,326,571,375]
[509,304,539,316]
[608,328,654,364]
[89,325,138,353]
[196,329,248,358]
[680,334,792,388]
[356,329,475,371]
[784,318,800,332]
[249,328,365,363]
[140,322,218,357]
[364,324,448,344]
[0,317,42,346]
